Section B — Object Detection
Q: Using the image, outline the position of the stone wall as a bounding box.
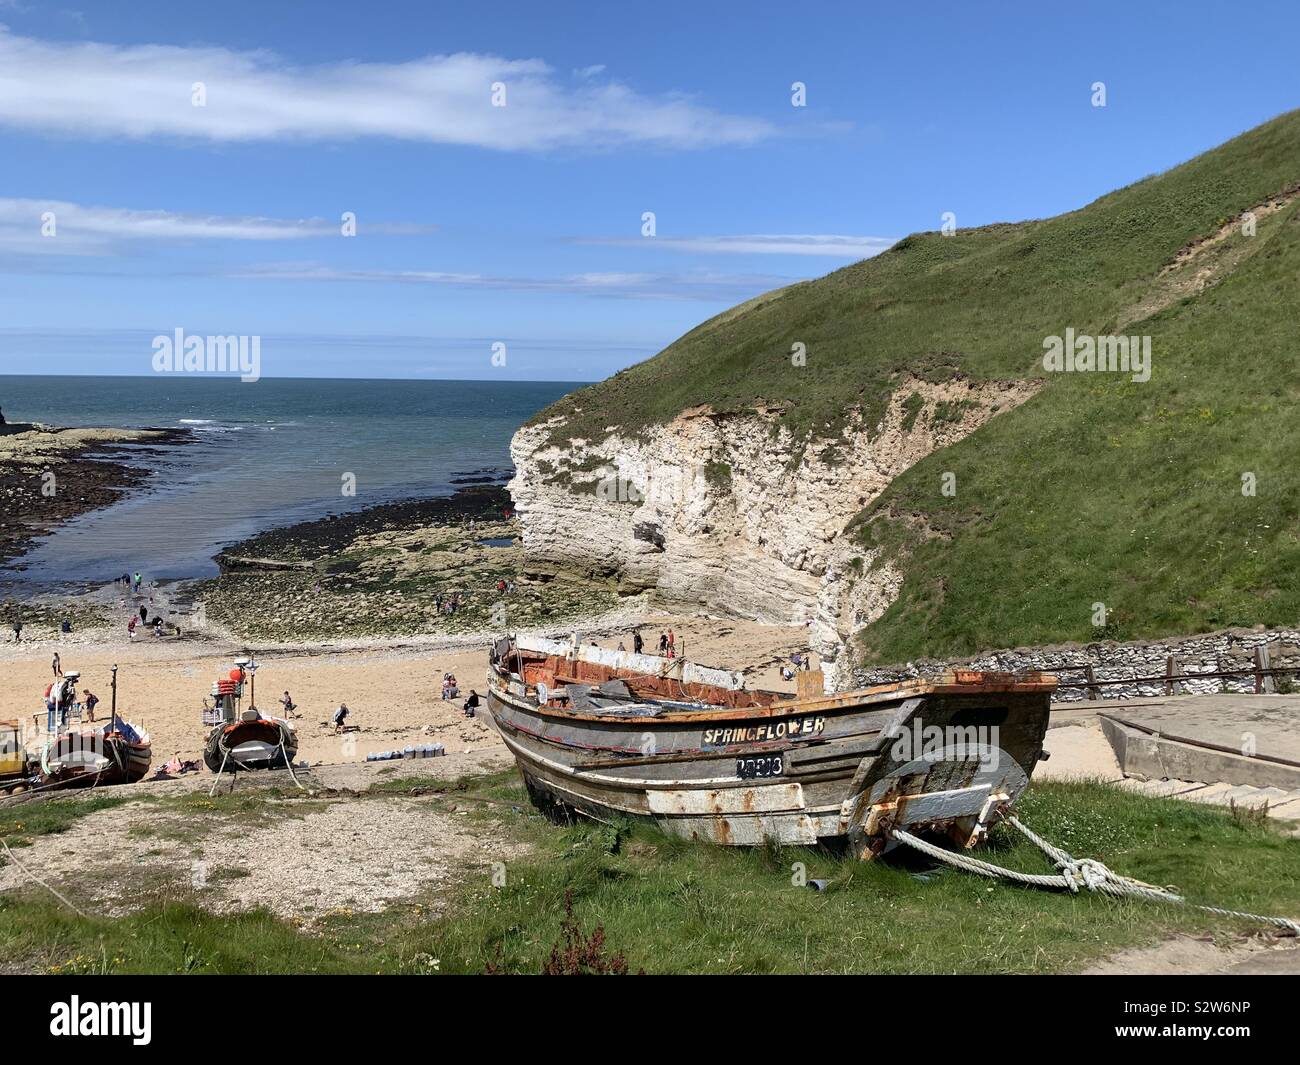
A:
[849,627,1300,701]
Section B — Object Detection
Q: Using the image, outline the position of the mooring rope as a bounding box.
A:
[0,835,89,918]
[208,747,231,797]
[889,818,1300,935]
[278,731,304,790]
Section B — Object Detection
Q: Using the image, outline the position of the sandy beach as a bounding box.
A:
[0,610,808,770]
[0,423,811,774]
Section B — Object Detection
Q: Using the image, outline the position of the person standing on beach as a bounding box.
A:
[10,617,20,643]
[333,703,350,733]
[658,631,667,654]
[632,630,643,655]
[133,571,142,595]
[52,652,61,677]
[83,689,98,722]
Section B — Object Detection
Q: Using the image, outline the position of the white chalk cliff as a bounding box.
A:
[509,377,1036,689]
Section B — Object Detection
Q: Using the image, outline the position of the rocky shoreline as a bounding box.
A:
[0,422,192,569]
[191,484,620,642]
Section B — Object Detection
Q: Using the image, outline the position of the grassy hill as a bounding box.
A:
[532,110,1300,665]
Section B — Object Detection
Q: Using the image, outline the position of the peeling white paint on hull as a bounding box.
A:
[486,636,1055,857]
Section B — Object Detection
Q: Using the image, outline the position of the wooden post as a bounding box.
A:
[1164,655,1182,696]
[797,670,825,701]
[1255,645,1274,694]
[1085,665,1100,701]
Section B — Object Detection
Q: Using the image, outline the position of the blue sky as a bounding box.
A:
[0,0,1296,381]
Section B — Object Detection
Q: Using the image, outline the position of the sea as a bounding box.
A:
[0,374,577,593]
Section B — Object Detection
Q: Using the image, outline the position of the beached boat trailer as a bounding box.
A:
[486,635,1055,857]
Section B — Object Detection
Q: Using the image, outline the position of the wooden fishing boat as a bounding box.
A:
[486,635,1056,857]
[36,665,152,789]
[39,721,152,787]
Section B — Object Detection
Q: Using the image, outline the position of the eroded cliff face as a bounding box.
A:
[509,377,1036,688]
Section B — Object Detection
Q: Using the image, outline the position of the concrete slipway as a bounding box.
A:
[1041,693,1300,820]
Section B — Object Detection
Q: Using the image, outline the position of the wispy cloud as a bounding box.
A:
[0,198,434,254]
[234,262,793,302]
[582,233,897,257]
[0,29,776,150]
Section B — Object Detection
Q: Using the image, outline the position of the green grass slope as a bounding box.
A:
[533,110,1300,664]
[4,777,1297,974]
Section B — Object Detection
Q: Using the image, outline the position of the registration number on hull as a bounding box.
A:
[736,755,784,779]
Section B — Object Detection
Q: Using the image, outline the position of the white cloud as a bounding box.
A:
[234,262,792,302]
[0,198,434,254]
[583,233,897,257]
[0,29,775,150]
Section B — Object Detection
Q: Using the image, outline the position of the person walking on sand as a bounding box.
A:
[52,652,61,677]
[83,689,98,723]
[11,617,21,643]
[127,615,138,639]
[132,572,141,595]
[333,703,350,733]
[632,630,643,655]
[667,629,676,654]
[658,631,667,654]
[279,691,298,718]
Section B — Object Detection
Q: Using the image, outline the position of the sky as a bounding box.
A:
[0,0,1296,382]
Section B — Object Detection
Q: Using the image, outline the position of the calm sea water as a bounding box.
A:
[0,375,576,589]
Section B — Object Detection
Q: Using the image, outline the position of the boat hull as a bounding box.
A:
[41,730,152,788]
[486,639,1054,855]
[204,718,298,772]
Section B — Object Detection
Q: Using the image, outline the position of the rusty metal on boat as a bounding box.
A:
[486,635,1056,857]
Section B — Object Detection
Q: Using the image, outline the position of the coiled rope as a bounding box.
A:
[890,816,1300,935]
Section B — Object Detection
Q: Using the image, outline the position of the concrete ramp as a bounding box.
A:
[1096,694,1300,791]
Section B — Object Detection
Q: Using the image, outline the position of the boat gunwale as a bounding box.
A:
[488,662,1056,725]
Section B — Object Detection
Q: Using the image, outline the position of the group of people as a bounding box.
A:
[433,591,465,616]
[439,672,480,717]
[127,611,170,640]
[658,629,677,658]
[618,629,676,658]
[43,671,100,730]
[10,616,74,642]
[116,571,144,595]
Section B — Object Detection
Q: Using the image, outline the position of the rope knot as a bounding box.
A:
[1076,859,1111,891]
[1054,859,1083,893]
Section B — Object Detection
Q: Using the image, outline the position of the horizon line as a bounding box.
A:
[0,371,595,384]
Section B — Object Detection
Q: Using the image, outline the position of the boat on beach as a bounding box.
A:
[201,657,298,772]
[35,666,152,789]
[486,635,1056,856]
[39,720,152,787]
